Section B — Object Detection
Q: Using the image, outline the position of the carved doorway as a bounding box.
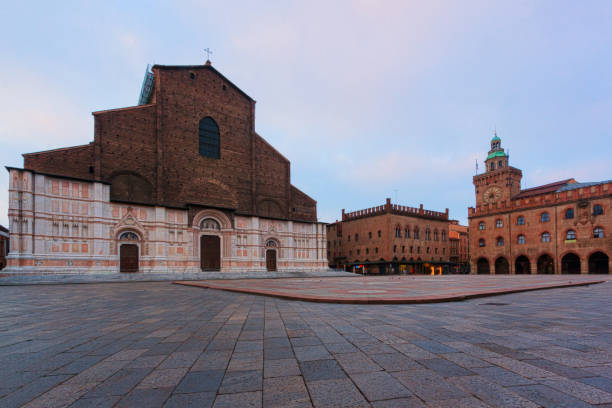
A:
[266,249,277,271]
[120,244,139,273]
[201,235,220,271]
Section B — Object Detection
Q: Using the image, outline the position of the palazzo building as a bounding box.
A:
[5,61,328,275]
[468,133,611,274]
[327,198,459,274]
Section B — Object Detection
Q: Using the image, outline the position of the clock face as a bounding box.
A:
[483,186,502,204]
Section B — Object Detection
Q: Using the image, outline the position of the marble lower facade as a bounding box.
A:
[5,168,328,275]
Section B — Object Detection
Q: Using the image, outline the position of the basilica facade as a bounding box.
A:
[468,134,611,274]
[5,61,327,275]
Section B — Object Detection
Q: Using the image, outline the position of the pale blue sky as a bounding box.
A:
[1,1,611,227]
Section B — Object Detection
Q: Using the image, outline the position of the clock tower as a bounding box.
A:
[473,132,522,206]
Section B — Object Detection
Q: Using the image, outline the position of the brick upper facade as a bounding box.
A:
[22,63,316,223]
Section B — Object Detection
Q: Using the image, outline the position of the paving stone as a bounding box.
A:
[264,337,291,348]
[370,352,422,372]
[22,382,98,408]
[290,336,322,347]
[69,395,121,407]
[392,343,438,360]
[306,378,369,408]
[429,396,492,407]
[293,345,331,362]
[540,377,612,404]
[227,351,263,371]
[192,350,232,370]
[418,358,475,377]
[263,376,311,408]
[579,376,612,394]
[510,384,594,408]
[350,371,412,401]
[412,339,458,354]
[392,368,469,402]
[174,370,225,393]
[219,369,263,394]
[472,366,535,387]
[450,375,539,408]
[125,355,166,369]
[324,341,358,354]
[136,367,188,389]
[264,346,295,360]
[235,340,263,353]
[440,352,492,369]
[371,397,427,408]
[300,359,347,381]
[212,391,262,408]
[116,387,173,408]
[335,351,382,373]
[85,368,152,397]
[158,351,200,369]
[164,391,215,408]
[104,349,149,362]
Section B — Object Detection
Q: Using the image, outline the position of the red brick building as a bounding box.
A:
[5,61,327,274]
[468,134,611,274]
[327,198,456,274]
[0,225,8,270]
[449,220,469,273]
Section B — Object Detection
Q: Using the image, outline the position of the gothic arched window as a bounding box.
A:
[198,117,220,158]
[541,232,551,243]
[517,216,525,225]
[517,234,526,244]
[565,229,576,241]
[593,227,604,238]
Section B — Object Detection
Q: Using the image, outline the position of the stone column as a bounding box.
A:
[530,261,538,275]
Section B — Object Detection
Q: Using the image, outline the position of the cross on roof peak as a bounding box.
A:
[204,48,213,63]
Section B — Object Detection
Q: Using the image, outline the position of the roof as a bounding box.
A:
[556,180,612,192]
[486,150,506,160]
[491,135,501,143]
[514,179,575,199]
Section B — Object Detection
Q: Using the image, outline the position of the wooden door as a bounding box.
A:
[201,235,220,271]
[266,249,277,271]
[120,244,139,273]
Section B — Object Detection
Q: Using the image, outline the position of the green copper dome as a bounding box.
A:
[491,135,501,143]
[486,150,506,160]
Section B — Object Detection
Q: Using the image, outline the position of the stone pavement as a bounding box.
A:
[176,275,609,304]
[0,280,612,407]
[0,270,353,286]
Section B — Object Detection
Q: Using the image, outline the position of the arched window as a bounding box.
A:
[119,231,140,240]
[541,212,550,223]
[517,235,526,244]
[377,230,381,238]
[395,226,401,238]
[498,160,503,168]
[565,208,574,219]
[368,231,372,239]
[496,219,503,228]
[496,237,504,246]
[490,162,495,170]
[198,117,220,158]
[479,222,485,230]
[433,230,438,241]
[479,238,485,247]
[541,232,551,243]
[425,228,431,241]
[565,230,576,241]
[404,227,410,238]
[441,231,446,241]
[355,233,359,242]
[593,227,604,238]
[413,227,419,239]
[517,216,525,225]
[201,218,220,230]
[593,204,604,215]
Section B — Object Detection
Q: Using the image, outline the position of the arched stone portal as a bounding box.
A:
[561,253,581,274]
[201,235,220,271]
[515,255,530,274]
[495,257,509,274]
[589,252,609,274]
[537,254,555,274]
[477,258,490,275]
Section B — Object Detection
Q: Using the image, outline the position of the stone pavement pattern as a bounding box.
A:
[0,281,611,407]
[176,275,609,303]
